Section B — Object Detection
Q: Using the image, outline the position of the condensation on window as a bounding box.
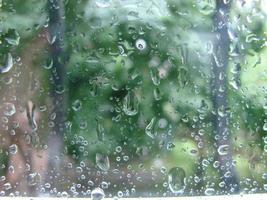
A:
[0,0,266,198]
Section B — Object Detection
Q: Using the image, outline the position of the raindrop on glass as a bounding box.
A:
[0,53,13,74]
[218,144,230,156]
[72,99,82,111]
[91,187,105,200]
[145,117,157,139]
[96,153,110,171]
[96,120,105,142]
[135,39,147,51]
[9,144,17,155]
[168,167,186,194]
[122,91,139,116]
[3,102,16,116]
[5,29,20,46]
[263,122,267,131]
[204,187,215,196]
[95,0,111,8]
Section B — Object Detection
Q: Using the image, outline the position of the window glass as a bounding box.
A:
[0,0,266,197]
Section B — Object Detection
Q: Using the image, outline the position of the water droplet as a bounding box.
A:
[218,144,230,155]
[43,59,53,69]
[101,181,109,189]
[26,101,38,131]
[168,167,186,194]
[228,27,238,42]
[61,191,69,198]
[223,0,230,4]
[136,146,148,157]
[219,181,226,188]
[202,159,210,167]
[167,142,175,151]
[46,34,56,44]
[150,68,160,86]
[0,53,13,74]
[118,45,126,56]
[206,41,213,54]
[96,120,105,142]
[198,1,215,15]
[44,183,51,188]
[79,121,87,129]
[153,87,161,101]
[263,122,267,131]
[72,100,82,111]
[204,187,215,196]
[230,80,239,90]
[27,172,41,186]
[122,91,139,116]
[3,102,16,116]
[158,118,168,129]
[91,187,105,200]
[5,29,20,46]
[3,182,12,190]
[8,165,14,174]
[9,144,17,155]
[194,176,201,183]
[145,117,157,139]
[123,155,129,161]
[117,191,123,197]
[95,0,111,8]
[115,146,122,153]
[96,153,110,171]
[135,39,147,51]
[245,33,258,43]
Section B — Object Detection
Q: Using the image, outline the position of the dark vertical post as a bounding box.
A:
[211,0,239,193]
[46,0,66,190]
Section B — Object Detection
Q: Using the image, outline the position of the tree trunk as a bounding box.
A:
[45,0,66,193]
[211,0,239,193]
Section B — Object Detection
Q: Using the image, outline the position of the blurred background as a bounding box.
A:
[0,0,266,197]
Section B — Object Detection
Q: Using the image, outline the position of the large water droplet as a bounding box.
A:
[96,120,105,142]
[122,91,139,116]
[91,187,105,200]
[218,144,230,156]
[3,102,16,116]
[145,117,157,139]
[168,167,186,194]
[96,153,110,171]
[0,53,13,74]
[5,29,20,46]
[135,39,147,51]
[9,144,18,155]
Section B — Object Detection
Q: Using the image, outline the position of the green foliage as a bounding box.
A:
[0,0,266,196]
